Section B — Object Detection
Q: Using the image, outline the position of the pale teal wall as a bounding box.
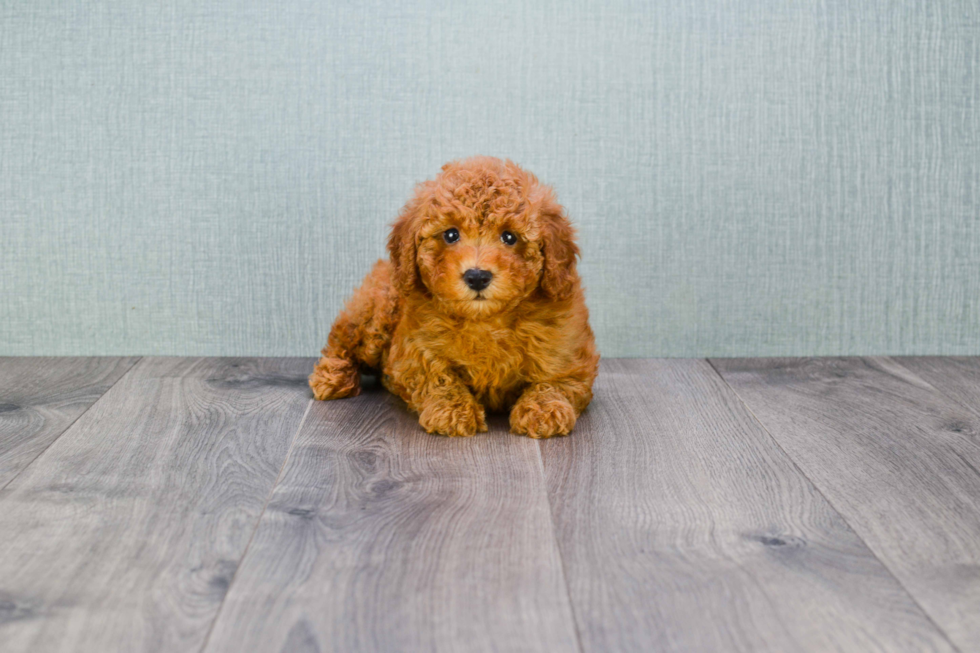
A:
[2,1,978,357]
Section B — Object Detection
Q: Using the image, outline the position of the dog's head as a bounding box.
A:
[387,156,579,318]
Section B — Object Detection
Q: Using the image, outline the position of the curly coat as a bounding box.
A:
[309,156,599,438]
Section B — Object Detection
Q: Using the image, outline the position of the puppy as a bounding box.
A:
[309,156,599,438]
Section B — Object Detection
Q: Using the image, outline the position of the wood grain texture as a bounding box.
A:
[0,357,313,653]
[0,357,139,488]
[712,356,980,650]
[203,383,579,653]
[542,358,953,652]
[892,356,980,416]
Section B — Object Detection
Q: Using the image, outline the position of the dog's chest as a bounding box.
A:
[442,322,526,397]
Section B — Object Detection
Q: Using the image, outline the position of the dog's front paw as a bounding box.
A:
[418,395,488,437]
[510,394,577,439]
[309,357,361,400]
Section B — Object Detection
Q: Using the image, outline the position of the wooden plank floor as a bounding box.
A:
[712,357,980,652]
[0,357,139,489]
[0,357,978,652]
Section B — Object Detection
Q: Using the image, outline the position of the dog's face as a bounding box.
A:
[388,157,579,318]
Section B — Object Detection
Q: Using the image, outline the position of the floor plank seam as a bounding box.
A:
[195,397,315,653]
[704,358,964,653]
[534,442,586,653]
[887,356,980,423]
[0,356,143,494]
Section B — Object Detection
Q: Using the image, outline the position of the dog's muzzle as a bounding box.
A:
[463,268,493,292]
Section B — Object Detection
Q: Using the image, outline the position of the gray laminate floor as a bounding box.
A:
[1,357,978,652]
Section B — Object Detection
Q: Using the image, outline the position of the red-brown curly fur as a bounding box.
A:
[310,156,599,438]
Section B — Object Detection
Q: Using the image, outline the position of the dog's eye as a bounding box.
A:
[443,228,460,244]
[500,231,517,246]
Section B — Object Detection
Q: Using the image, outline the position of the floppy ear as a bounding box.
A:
[387,198,423,295]
[537,193,580,301]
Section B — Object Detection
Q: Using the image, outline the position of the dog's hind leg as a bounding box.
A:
[310,349,362,400]
[309,260,401,400]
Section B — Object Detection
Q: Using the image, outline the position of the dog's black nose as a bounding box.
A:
[463,268,493,291]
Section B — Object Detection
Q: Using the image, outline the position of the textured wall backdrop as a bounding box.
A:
[2,0,978,357]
